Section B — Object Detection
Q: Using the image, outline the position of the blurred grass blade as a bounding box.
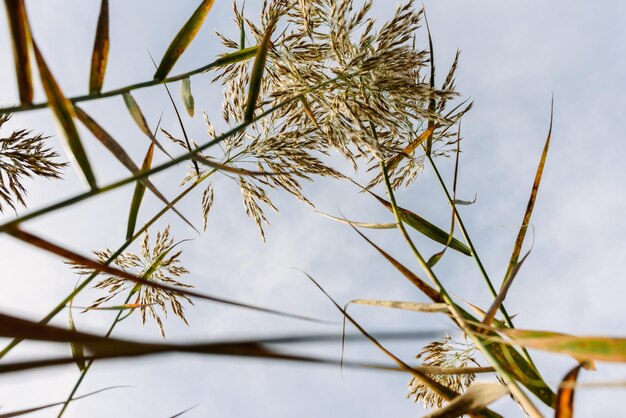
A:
[504,100,553,278]
[123,92,172,157]
[79,303,152,312]
[244,20,276,122]
[367,190,471,256]
[168,405,198,418]
[32,40,97,189]
[126,143,154,240]
[555,363,584,418]
[154,0,216,80]
[89,0,109,94]
[350,299,449,313]
[422,382,509,418]
[314,210,396,229]
[0,386,127,418]
[4,0,33,105]
[75,107,198,233]
[6,226,329,324]
[483,250,531,326]
[350,224,443,303]
[67,305,86,372]
[499,328,626,363]
[455,195,477,206]
[181,77,195,117]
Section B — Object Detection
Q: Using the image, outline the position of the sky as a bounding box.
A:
[1,1,626,417]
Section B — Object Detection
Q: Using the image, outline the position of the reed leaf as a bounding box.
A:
[181,77,195,117]
[154,0,216,80]
[122,92,171,157]
[89,0,109,94]
[367,190,471,256]
[32,40,97,189]
[349,299,449,313]
[75,106,198,233]
[555,363,585,418]
[4,0,32,105]
[126,143,154,240]
[315,210,396,229]
[244,20,275,122]
[67,305,86,372]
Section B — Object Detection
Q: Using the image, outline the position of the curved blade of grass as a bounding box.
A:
[74,106,198,233]
[314,210,396,229]
[6,226,330,325]
[378,157,547,415]
[67,304,86,372]
[504,99,553,279]
[154,0,216,80]
[555,363,584,418]
[4,0,33,105]
[0,386,128,418]
[181,77,194,117]
[123,92,172,157]
[385,125,436,173]
[349,299,449,313]
[498,329,626,363]
[455,194,476,206]
[126,143,154,240]
[77,303,153,312]
[89,0,109,94]
[32,40,97,189]
[168,405,198,418]
[423,382,509,418]
[367,190,471,256]
[244,20,276,122]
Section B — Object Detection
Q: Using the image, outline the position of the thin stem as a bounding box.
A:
[0,47,259,114]
[378,159,542,418]
[426,154,538,369]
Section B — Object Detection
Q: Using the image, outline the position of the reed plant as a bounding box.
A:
[0,1,622,417]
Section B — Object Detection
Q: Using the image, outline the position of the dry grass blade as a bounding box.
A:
[244,19,276,122]
[168,405,198,418]
[32,40,97,189]
[0,386,128,418]
[350,299,449,313]
[154,0,216,80]
[126,143,154,240]
[424,11,436,155]
[74,106,198,233]
[122,92,172,157]
[555,363,585,418]
[4,0,33,105]
[89,0,109,94]
[504,99,553,279]
[181,77,195,117]
[315,210,396,229]
[300,271,463,404]
[6,226,329,324]
[385,126,436,174]
[422,382,509,418]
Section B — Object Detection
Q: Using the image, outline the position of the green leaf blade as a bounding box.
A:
[154,0,216,80]
[126,143,154,240]
[181,77,195,117]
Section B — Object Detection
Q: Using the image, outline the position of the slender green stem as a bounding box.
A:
[378,159,542,418]
[426,154,538,369]
[0,47,259,114]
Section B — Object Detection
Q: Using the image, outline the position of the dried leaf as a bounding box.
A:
[422,382,508,418]
[89,0,109,94]
[4,0,33,105]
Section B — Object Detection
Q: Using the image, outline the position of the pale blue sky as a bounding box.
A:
[1,1,625,417]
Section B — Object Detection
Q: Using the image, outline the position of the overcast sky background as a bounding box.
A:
[1,1,625,417]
